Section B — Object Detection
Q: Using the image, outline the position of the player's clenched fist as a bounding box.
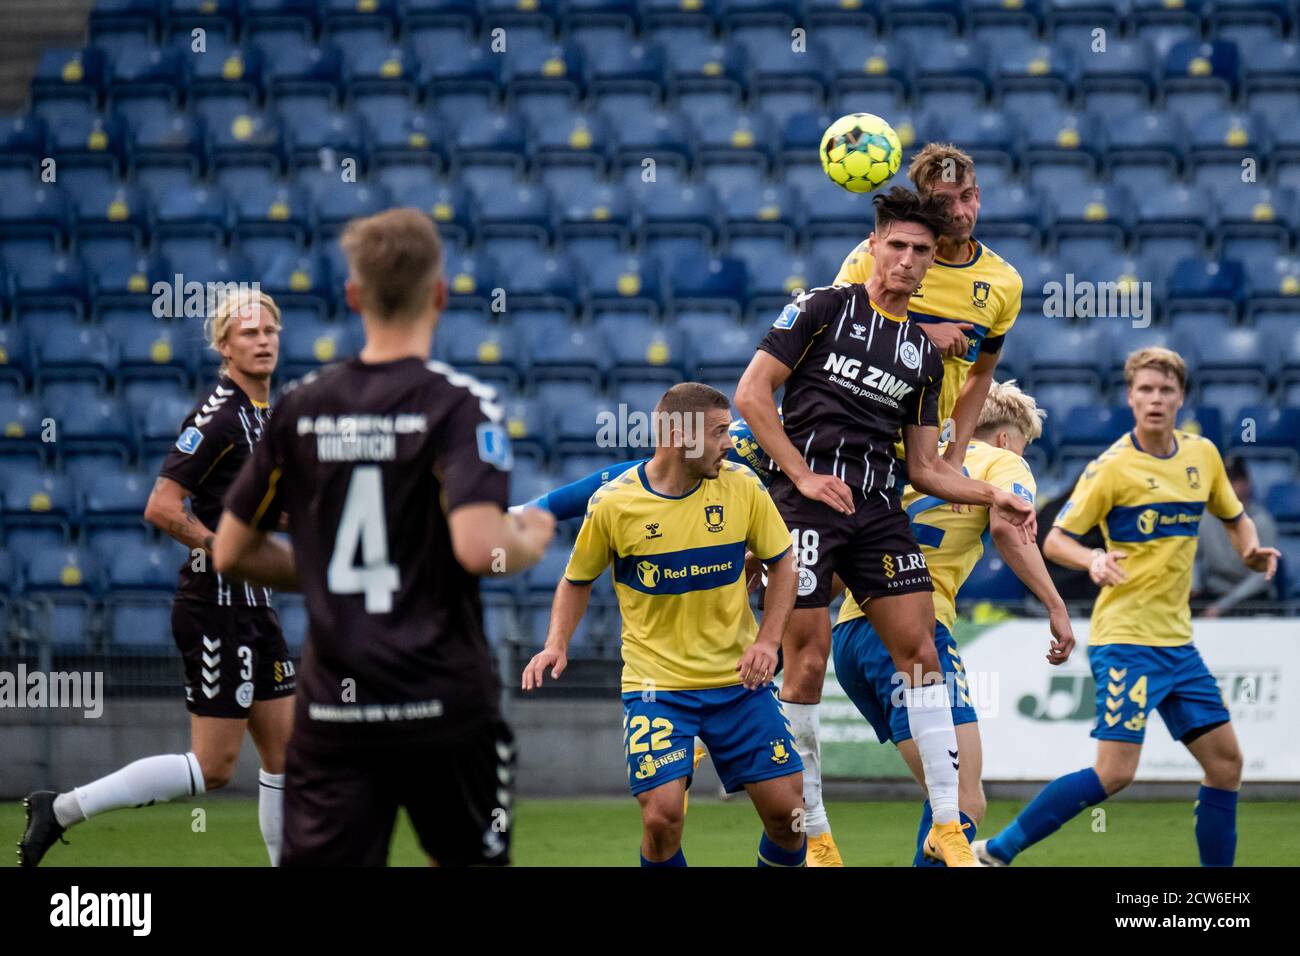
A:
[919,321,974,358]
[1088,549,1128,587]
[736,639,779,690]
[521,645,567,690]
[1242,544,1281,580]
[794,471,855,515]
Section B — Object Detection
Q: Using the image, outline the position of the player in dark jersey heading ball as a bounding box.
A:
[19,292,294,868]
[735,187,1037,867]
[215,208,555,867]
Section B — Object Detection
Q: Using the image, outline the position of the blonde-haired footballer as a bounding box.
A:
[975,348,1279,866]
[831,381,1076,864]
[20,290,294,867]
[785,145,1025,866]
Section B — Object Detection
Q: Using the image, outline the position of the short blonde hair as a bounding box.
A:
[339,207,443,322]
[976,379,1046,442]
[204,289,282,372]
[908,142,976,195]
[1124,346,1187,391]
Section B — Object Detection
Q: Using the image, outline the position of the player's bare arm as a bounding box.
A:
[1043,527,1127,586]
[1221,512,1281,580]
[942,350,1000,468]
[738,548,797,689]
[735,350,854,515]
[448,501,555,577]
[989,510,1075,665]
[212,511,298,590]
[903,422,1035,537]
[521,579,591,690]
[918,321,974,358]
[144,476,217,554]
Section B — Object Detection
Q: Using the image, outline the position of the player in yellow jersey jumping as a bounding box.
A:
[974,348,1279,866]
[783,146,1025,865]
[831,381,1076,865]
[522,383,807,867]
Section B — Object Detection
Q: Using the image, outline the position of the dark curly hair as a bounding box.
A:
[871,186,949,241]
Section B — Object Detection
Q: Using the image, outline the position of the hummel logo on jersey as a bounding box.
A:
[949,749,960,770]
[194,387,231,427]
[850,323,867,340]
[823,353,915,400]
[644,522,662,539]
[1146,477,1159,489]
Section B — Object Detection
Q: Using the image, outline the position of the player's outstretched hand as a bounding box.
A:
[737,640,779,690]
[992,489,1036,543]
[1089,549,1127,587]
[795,471,855,515]
[919,321,974,358]
[521,646,567,691]
[1242,545,1281,580]
[1046,606,1075,665]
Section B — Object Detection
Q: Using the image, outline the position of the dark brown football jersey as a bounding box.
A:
[158,375,273,607]
[224,357,513,750]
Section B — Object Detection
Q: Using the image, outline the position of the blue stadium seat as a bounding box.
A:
[661,28,747,96]
[669,254,748,314]
[1266,482,1300,529]
[259,250,334,314]
[72,180,151,245]
[279,95,370,169]
[30,47,107,105]
[578,31,666,98]
[596,315,686,385]
[89,0,161,39]
[1024,319,1109,387]
[823,33,911,101]
[1023,109,1105,172]
[914,37,991,99]
[309,178,393,234]
[435,314,521,387]
[419,33,502,97]
[453,110,532,173]
[232,182,312,242]
[89,251,170,316]
[253,31,345,102]
[243,0,323,38]
[0,396,45,459]
[1210,0,1291,38]
[0,183,72,243]
[1057,404,1137,454]
[336,28,418,97]
[377,169,476,246]
[444,246,501,309]
[608,107,694,172]
[976,183,1048,241]
[94,32,189,104]
[0,115,48,172]
[586,254,663,315]
[1102,109,1186,174]
[1171,317,1270,385]
[939,107,1022,171]
[357,94,449,169]
[3,466,77,532]
[13,253,88,316]
[1240,256,1300,314]
[105,311,194,386]
[1189,110,1271,165]
[169,31,262,100]
[956,550,1027,607]
[1230,406,1300,457]
[1167,257,1246,317]
[166,0,240,39]
[499,397,550,461]
[140,393,197,454]
[637,181,719,246]
[323,0,402,37]
[539,382,610,448]
[1134,184,1215,246]
[677,311,758,378]
[505,254,583,316]
[81,465,152,529]
[0,325,33,390]
[280,312,358,378]
[22,546,102,648]
[787,161,880,237]
[104,596,173,646]
[503,36,587,103]
[195,94,285,171]
[48,393,134,462]
[1164,39,1241,100]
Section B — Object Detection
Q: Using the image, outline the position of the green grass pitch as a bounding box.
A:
[3,797,1297,866]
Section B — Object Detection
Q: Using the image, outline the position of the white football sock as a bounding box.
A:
[904,685,960,825]
[258,769,285,867]
[60,752,204,827]
[783,701,830,837]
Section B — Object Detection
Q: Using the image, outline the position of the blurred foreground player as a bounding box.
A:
[20,292,292,867]
[215,209,555,866]
[975,348,1279,867]
[523,383,807,867]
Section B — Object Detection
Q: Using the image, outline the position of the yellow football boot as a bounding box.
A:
[806,831,845,867]
[923,820,979,867]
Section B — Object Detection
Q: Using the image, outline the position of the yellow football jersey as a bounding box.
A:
[834,238,1023,431]
[1054,431,1244,648]
[564,460,793,693]
[836,440,1037,631]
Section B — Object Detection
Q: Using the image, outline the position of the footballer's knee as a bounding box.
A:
[641,795,685,845]
[196,749,239,790]
[1095,763,1136,795]
[1204,750,1243,791]
[892,637,942,685]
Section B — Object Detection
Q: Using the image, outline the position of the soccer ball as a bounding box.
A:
[819,113,902,193]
